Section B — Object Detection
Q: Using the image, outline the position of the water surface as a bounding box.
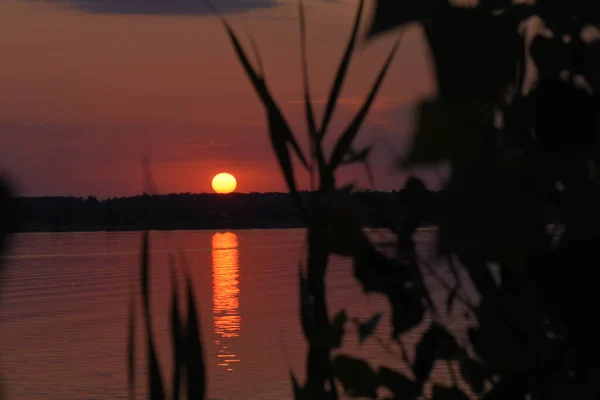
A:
[1,228,464,399]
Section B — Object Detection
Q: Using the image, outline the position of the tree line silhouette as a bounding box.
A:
[13,187,441,232]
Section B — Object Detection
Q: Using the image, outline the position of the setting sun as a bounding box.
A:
[212,173,237,194]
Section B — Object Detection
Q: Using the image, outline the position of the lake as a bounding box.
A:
[0,229,468,399]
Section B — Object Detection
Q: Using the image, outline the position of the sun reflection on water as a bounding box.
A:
[211,232,241,372]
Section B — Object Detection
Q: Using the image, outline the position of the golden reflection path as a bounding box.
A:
[211,232,241,372]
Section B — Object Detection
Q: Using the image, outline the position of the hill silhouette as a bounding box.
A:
[13,189,439,232]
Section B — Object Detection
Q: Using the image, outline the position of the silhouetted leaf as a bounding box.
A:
[446,286,459,316]
[390,289,425,337]
[377,367,420,399]
[329,38,400,170]
[186,279,206,400]
[355,313,382,344]
[220,16,309,215]
[470,292,533,374]
[140,231,150,316]
[413,323,460,385]
[147,336,166,400]
[333,355,378,398]
[291,371,304,399]
[530,79,598,154]
[431,385,470,400]
[169,258,185,400]
[583,40,600,90]
[320,0,364,138]
[423,5,521,100]
[299,269,314,340]
[310,309,347,349]
[402,99,489,167]
[530,35,573,80]
[459,352,486,395]
[298,0,329,186]
[139,230,165,400]
[366,0,442,38]
[350,235,425,336]
[331,309,347,347]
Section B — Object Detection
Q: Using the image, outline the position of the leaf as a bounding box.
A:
[401,99,490,167]
[127,288,135,400]
[530,36,566,80]
[291,371,304,399]
[423,5,522,100]
[413,323,460,385]
[299,268,314,340]
[366,0,442,39]
[298,0,330,185]
[329,38,401,170]
[331,309,347,348]
[377,367,420,399]
[147,335,166,400]
[431,385,470,400]
[390,289,425,337]
[320,0,364,138]
[139,230,165,400]
[446,286,459,316]
[355,313,382,344]
[140,231,150,317]
[220,16,308,215]
[350,235,425,336]
[469,292,533,374]
[333,355,378,398]
[310,309,347,349]
[186,279,206,400]
[459,352,486,395]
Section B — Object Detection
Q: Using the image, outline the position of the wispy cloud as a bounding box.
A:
[39,0,278,15]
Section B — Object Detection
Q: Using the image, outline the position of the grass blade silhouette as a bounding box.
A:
[220,18,308,215]
[186,277,206,399]
[320,0,364,139]
[220,20,308,169]
[127,285,136,400]
[298,0,324,188]
[169,255,185,400]
[139,231,166,400]
[141,231,150,317]
[329,37,401,169]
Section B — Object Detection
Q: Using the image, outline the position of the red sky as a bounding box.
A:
[0,0,439,197]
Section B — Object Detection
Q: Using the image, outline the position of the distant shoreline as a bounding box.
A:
[12,191,438,234]
[13,223,437,234]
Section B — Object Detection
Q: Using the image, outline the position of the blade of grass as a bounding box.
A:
[329,37,402,169]
[219,17,309,171]
[319,0,365,139]
[298,0,319,189]
[139,230,165,400]
[186,277,206,399]
[169,255,184,400]
[140,231,150,319]
[127,283,136,400]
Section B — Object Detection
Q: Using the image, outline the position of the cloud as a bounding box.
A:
[44,0,278,15]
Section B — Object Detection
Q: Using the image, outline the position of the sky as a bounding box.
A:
[0,0,438,197]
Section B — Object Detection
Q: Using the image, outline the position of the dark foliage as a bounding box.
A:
[225,0,600,398]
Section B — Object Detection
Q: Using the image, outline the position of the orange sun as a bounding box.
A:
[212,173,237,194]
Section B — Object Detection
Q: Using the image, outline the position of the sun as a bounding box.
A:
[212,173,237,194]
